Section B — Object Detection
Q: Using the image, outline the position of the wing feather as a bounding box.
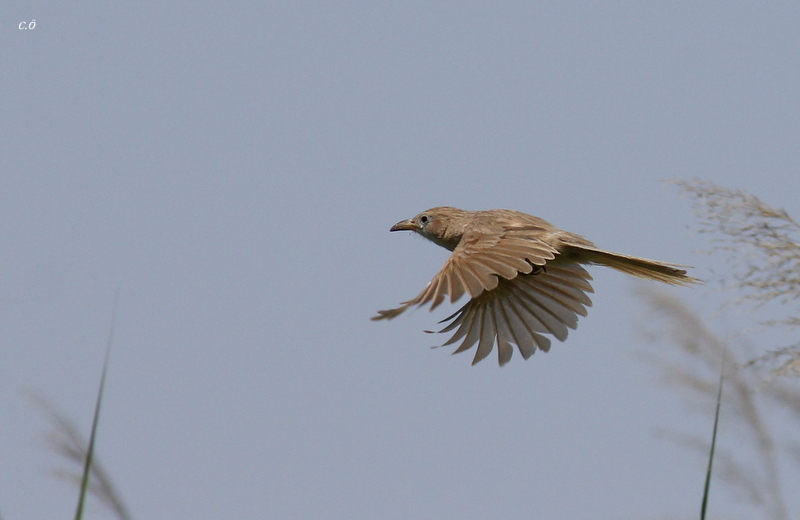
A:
[516,276,591,316]
[498,297,539,359]
[449,305,484,353]
[431,262,595,363]
[472,301,497,364]
[372,226,560,319]
[506,283,571,340]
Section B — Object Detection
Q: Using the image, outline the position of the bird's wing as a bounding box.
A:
[433,260,594,366]
[372,224,561,320]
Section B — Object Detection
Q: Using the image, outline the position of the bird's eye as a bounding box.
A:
[420,215,429,224]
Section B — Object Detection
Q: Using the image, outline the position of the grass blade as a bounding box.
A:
[700,346,727,520]
[74,298,118,520]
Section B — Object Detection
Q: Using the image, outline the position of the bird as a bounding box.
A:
[372,207,700,366]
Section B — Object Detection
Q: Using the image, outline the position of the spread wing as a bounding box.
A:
[433,261,594,366]
[372,224,561,320]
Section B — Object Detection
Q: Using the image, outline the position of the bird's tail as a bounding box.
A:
[564,245,701,286]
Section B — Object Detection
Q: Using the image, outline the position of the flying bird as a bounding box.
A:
[372,207,699,366]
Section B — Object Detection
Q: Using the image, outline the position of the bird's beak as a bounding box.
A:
[390,218,417,232]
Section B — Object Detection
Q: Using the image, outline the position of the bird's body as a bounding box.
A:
[373,207,699,366]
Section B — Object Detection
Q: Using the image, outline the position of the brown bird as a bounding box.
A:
[373,207,700,366]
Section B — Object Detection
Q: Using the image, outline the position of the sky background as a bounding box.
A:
[2,2,799,519]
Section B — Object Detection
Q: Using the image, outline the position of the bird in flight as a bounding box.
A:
[373,207,699,366]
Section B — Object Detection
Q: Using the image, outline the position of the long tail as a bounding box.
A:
[564,244,701,286]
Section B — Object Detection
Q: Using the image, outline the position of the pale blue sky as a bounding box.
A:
[1,2,799,519]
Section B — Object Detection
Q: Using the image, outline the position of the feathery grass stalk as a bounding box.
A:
[671,179,800,372]
[670,180,800,309]
[637,287,791,520]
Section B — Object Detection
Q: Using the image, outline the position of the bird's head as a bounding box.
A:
[390,206,470,251]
